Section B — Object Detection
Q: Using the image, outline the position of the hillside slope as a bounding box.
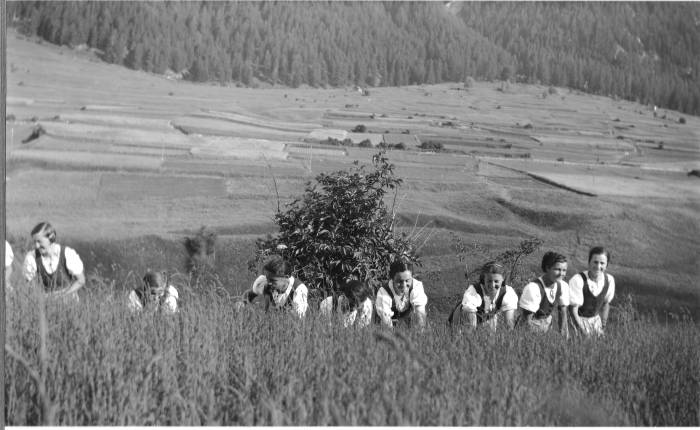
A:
[5,31,700,320]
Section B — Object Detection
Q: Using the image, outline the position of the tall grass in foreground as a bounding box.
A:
[5,284,699,426]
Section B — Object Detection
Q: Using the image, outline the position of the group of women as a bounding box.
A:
[6,221,615,337]
[238,245,615,337]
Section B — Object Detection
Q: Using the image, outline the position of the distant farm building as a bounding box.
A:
[305,128,348,142]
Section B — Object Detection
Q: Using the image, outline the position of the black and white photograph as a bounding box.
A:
[3,1,699,426]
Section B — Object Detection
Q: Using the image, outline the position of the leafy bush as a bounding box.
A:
[419,141,444,152]
[253,152,419,294]
[679,117,686,124]
[352,124,367,133]
[358,139,373,148]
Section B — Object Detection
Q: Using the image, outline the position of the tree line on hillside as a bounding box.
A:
[457,2,700,115]
[8,1,700,115]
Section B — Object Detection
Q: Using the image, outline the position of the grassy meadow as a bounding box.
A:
[5,284,699,426]
[4,30,700,425]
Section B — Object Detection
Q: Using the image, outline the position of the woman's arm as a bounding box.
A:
[376,288,394,327]
[568,305,586,334]
[503,309,516,330]
[464,310,478,328]
[414,305,427,329]
[600,302,610,331]
[558,306,569,338]
[51,272,85,298]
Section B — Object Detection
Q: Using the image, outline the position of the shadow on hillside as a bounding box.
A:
[395,212,521,236]
[494,198,591,231]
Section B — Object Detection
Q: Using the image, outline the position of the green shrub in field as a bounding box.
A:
[419,141,444,152]
[252,151,419,294]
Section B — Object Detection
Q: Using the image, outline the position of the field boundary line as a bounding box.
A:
[484,160,597,197]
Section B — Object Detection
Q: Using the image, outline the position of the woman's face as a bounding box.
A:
[544,262,567,284]
[393,270,413,295]
[482,273,504,296]
[265,271,289,293]
[588,253,608,278]
[32,233,52,256]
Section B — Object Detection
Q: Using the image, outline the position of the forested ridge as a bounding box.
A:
[8,1,700,114]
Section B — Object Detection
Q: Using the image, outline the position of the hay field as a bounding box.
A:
[5,30,700,317]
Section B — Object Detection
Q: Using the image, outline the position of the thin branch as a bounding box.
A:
[262,154,281,214]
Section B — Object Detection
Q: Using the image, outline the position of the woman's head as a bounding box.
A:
[142,271,167,300]
[478,261,505,295]
[263,254,292,292]
[588,246,610,277]
[342,280,373,310]
[541,251,568,283]
[30,222,56,256]
[389,260,413,294]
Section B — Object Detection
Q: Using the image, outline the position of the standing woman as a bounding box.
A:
[375,260,427,328]
[568,246,615,336]
[449,261,518,330]
[22,222,85,302]
[518,251,570,337]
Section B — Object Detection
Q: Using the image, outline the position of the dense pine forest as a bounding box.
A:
[7,1,700,115]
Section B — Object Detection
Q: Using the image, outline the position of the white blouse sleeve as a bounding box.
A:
[251,275,267,295]
[518,282,542,313]
[461,285,482,313]
[63,246,85,277]
[357,297,374,328]
[605,274,615,303]
[23,252,38,281]
[375,287,394,325]
[319,296,333,316]
[5,241,13,268]
[127,290,143,311]
[500,286,519,312]
[410,279,428,308]
[568,274,585,307]
[292,283,308,318]
[163,286,179,313]
[558,281,570,307]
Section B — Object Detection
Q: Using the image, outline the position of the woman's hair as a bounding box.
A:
[541,251,568,272]
[30,222,56,243]
[478,261,506,285]
[389,260,413,279]
[342,280,373,308]
[262,254,291,277]
[588,246,611,263]
[143,271,166,290]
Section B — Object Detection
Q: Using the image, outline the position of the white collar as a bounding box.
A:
[389,279,412,298]
[41,243,61,259]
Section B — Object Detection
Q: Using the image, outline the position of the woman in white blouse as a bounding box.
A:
[320,279,374,328]
[375,260,427,329]
[23,222,85,302]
